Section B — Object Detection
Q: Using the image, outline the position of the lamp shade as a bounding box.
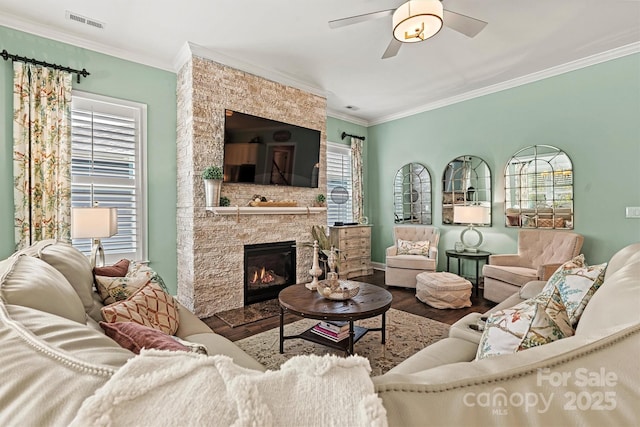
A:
[71,207,118,239]
[454,205,490,224]
[392,0,443,43]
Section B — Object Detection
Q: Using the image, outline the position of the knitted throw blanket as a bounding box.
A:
[71,350,388,427]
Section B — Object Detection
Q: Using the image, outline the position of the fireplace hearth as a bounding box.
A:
[244,241,296,305]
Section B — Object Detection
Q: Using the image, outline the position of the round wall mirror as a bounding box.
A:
[442,155,492,226]
[393,163,432,224]
[504,145,573,229]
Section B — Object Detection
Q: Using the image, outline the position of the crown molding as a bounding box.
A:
[0,13,174,72]
[184,42,328,99]
[369,42,640,126]
[173,42,193,73]
[3,13,637,127]
[326,108,370,127]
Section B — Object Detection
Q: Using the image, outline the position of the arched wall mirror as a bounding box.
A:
[504,145,573,229]
[393,163,432,224]
[442,155,492,226]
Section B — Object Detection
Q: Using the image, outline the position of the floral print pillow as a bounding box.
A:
[128,261,170,294]
[540,255,608,326]
[95,274,150,305]
[396,239,430,256]
[94,260,170,304]
[476,287,574,360]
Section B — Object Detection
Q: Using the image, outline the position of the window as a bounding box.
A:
[326,142,353,226]
[71,92,147,262]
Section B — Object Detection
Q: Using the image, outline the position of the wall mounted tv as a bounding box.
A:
[223,110,320,188]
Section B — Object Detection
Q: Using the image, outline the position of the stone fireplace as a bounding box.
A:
[176,48,327,318]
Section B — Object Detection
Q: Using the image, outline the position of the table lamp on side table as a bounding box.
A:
[71,204,118,268]
[453,205,490,253]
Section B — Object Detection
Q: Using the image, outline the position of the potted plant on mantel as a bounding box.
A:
[314,193,326,207]
[203,166,223,207]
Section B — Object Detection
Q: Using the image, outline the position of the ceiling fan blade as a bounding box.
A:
[382,38,402,59]
[443,9,488,38]
[329,9,394,29]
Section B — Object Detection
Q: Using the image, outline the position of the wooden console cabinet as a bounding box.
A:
[330,225,373,279]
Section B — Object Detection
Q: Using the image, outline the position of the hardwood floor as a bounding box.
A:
[203,269,496,342]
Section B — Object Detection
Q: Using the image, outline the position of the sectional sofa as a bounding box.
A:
[1,240,638,426]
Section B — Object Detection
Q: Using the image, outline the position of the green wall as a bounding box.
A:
[367,53,640,270]
[0,26,178,293]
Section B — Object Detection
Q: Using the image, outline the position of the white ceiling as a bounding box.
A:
[1,0,639,124]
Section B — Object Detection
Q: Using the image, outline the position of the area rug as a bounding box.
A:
[235,308,450,376]
[214,299,281,327]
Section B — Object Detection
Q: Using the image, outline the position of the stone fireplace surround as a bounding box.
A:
[176,52,327,318]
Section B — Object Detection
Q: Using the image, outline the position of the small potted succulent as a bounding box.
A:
[203,166,223,207]
[314,193,326,207]
[219,196,231,207]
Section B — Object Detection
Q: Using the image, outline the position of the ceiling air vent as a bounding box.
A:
[65,11,106,30]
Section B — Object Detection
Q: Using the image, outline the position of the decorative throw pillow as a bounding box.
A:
[172,336,209,355]
[537,218,553,228]
[396,239,430,255]
[536,217,566,228]
[101,280,180,335]
[95,274,150,305]
[521,214,537,227]
[100,321,188,354]
[94,259,130,277]
[127,261,170,293]
[506,214,521,227]
[540,255,608,326]
[476,287,573,360]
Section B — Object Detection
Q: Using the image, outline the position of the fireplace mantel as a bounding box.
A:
[206,206,326,215]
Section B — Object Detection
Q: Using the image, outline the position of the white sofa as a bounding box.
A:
[1,240,638,426]
[0,240,264,425]
[374,242,640,426]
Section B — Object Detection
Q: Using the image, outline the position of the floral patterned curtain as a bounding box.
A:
[351,136,364,222]
[13,62,72,249]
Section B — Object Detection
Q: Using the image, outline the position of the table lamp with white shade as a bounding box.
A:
[453,205,490,253]
[71,204,118,267]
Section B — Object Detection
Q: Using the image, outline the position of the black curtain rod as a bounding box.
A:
[1,49,90,84]
[341,131,365,141]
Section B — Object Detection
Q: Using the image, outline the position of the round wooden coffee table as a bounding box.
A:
[278,282,392,355]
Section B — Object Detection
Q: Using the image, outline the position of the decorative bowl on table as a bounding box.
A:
[317,275,360,300]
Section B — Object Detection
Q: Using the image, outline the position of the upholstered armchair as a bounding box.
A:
[385,225,440,288]
[482,229,584,302]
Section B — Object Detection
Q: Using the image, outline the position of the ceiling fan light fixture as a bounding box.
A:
[392,0,443,43]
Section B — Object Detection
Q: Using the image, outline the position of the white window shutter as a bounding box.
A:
[71,93,147,263]
[326,142,353,225]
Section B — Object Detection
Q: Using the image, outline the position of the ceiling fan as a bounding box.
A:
[329,0,488,59]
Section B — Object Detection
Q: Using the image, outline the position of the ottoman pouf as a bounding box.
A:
[416,272,472,309]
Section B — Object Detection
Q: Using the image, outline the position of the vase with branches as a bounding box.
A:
[310,225,342,278]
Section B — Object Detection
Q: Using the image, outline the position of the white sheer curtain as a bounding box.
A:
[350,136,363,222]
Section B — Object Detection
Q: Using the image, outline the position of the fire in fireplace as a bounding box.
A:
[244,241,296,305]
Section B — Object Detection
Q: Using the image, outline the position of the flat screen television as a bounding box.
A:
[223,110,320,188]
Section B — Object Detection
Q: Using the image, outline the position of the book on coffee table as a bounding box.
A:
[310,324,349,342]
[318,320,349,334]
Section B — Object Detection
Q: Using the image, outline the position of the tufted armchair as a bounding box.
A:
[482,229,584,302]
[385,225,440,288]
